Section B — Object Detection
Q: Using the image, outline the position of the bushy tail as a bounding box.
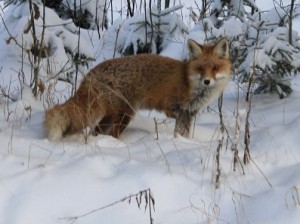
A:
[44,104,71,141]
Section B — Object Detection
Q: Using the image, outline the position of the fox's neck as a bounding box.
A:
[175,62,192,99]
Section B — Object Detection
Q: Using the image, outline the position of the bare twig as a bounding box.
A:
[60,188,155,224]
[154,117,159,140]
[73,0,82,95]
[215,94,225,189]
[231,80,245,174]
[243,98,251,164]
[250,157,272,188]
[27,144,53,169]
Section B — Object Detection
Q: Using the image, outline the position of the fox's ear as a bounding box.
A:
[188,39,203,59]
[213,38,229,59]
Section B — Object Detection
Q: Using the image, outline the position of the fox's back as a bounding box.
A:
[90,54,184,85]
[83,54,189,106]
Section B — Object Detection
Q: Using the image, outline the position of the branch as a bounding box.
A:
[60,188,155,223]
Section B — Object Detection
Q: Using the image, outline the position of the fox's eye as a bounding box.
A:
[212,65,220,72]
[198,66,204,73]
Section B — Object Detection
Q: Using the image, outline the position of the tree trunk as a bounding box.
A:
[165,0,170,9]
[289,0,295,46]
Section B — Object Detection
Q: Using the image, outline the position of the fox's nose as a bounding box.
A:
[203,79,210,85]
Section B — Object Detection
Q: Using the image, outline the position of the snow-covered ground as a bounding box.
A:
[1,1,300,224]
[1,71,300,224]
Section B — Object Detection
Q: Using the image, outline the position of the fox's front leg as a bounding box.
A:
[174,109,197,138]
[164,103,183,119]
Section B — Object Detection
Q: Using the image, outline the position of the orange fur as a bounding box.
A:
[45,39,232,140]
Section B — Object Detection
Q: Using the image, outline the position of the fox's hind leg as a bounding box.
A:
[92,115,113,136]
[109,111,134,138]
[92,110,134,138]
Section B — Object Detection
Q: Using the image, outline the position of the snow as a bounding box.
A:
[1,1,300,224]
[1,69,300,224]
[0,1,94,86]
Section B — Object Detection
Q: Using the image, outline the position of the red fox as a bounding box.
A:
[45,38,232,141]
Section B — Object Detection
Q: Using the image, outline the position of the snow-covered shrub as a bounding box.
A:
[237,8,300,98]
[210,0,258,25]
[189,0,300,98]
[100,3,188,58]
[51,0,108,30]
[0,0,96,95]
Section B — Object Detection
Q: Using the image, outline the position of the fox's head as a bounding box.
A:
[187,38,232,88]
